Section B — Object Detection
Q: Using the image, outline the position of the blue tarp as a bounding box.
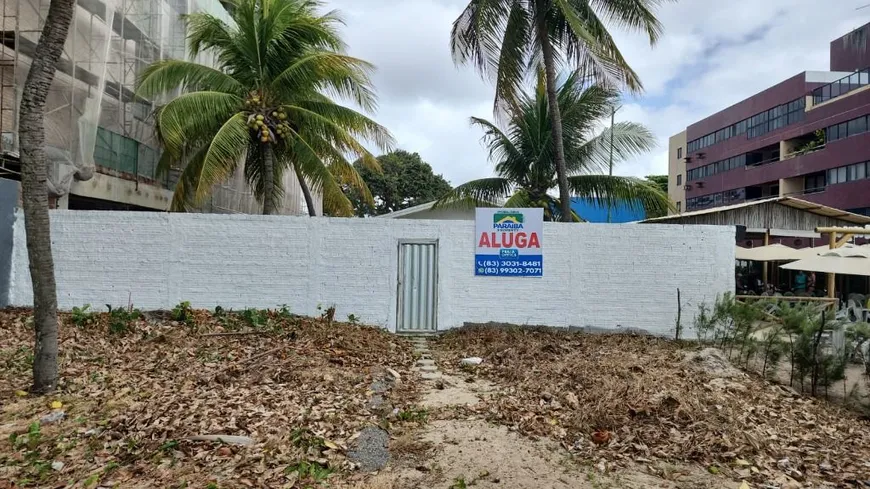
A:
[570,198,646,223]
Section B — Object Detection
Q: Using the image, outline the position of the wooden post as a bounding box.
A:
[827,231,836,298]
[762,229,770,285]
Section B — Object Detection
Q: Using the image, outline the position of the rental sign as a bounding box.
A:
[474,208,543,277]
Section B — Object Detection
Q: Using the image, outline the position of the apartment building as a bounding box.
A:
[0,0,315,214]
[668,22,870,216]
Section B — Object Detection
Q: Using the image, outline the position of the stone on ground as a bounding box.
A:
[347,426,390,472]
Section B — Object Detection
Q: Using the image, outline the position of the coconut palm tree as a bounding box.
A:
[138,0,393,215]
[18,0,77,394]
[450,0,668,221]
[435,72,669,221]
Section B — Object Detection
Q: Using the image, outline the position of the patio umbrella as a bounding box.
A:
[735,243,802,262]
[781,245,870,276]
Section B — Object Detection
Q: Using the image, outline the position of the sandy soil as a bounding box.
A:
[361,363,729,489]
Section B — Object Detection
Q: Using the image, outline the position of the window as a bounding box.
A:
[804,173,826,193]
[677,147,682,159]
[852,162,866,180]
[676,201,681,212]
[848,116,867,136]
[677,174,682,185]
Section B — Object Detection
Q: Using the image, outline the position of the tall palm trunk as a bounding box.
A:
[538,25,572,222]
[262,143,276,215]
[294,166,317,216]
[19,0,75,394]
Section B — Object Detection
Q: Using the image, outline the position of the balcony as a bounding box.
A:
[780,130,826,161]
[812,68,870,105]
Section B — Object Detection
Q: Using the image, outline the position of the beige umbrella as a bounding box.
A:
[781,245,870,276]
[735,243,801,262]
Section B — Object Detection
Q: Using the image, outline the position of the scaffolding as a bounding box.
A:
[0,0,307,214]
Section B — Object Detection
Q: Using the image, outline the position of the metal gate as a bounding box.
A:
[396,240,438,333]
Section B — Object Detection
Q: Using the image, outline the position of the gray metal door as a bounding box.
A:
[397,241,438,332]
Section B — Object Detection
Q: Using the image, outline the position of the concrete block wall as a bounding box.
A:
[3,210,735,336]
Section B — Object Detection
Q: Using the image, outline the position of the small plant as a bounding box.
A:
[277,304,293,319]
[106,304,142,335]
[450,477,468,489]
[171,301,194,325]
[242,308,268,328]
[9,422,41,451]
[289,428,326,452]
[396,408,428,423]
[285,460,333,483]
[347,313,359,324]
[158,440,180,453]
[70,304,97,328]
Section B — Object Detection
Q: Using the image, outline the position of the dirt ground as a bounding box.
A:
[4,310,870,488]
[364,373,726,489]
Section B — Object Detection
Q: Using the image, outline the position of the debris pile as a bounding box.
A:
[435,326,870,486]
[0,308,418,487]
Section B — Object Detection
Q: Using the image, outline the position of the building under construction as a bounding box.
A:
[0,0,312,214]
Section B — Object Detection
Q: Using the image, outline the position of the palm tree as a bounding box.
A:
[138,0,393,215]
[450,0,668,221]
[18,0,77,394]
[435,73,669,221]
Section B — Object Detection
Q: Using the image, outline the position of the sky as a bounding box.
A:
[327,0,870,187]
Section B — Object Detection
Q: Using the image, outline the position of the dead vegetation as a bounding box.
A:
[0,307,419,488]
[434,326,870,487]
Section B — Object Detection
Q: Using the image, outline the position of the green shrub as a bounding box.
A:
[106,305,142,335]
[171,301,194,325]
[70,304,97,328]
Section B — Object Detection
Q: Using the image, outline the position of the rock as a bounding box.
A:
[217,446,233,456]
[347,426,390,472]
[683,348,745,378]
[541,392,553,402]
[51,461,64,471]
[370,379,391,394]
[40,411,65,424]
[777,458,791,469]
[366,394,385,410]
[386,368,401,381]
[460,357,483,366]
[818,462,833,472]
[187,435,253,446]
[564,392,579,409]
[421,372,442,380]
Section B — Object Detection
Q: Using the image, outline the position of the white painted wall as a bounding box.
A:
[4,210,735,336]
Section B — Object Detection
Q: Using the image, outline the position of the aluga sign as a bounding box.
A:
[474,208,543,277]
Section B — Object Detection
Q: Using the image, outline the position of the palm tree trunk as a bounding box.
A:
[539,24,572,223]
[19,0,76,394]
[262,143,276,215]
[294,166,317,217]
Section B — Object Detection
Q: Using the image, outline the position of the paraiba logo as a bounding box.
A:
[493,211,524,230]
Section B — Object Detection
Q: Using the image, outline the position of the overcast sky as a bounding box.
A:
[328,0,870,186]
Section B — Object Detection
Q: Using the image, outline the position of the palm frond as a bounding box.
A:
[568,121,656,174]
[192,112,250,203]
[136,60,245,98]
[433,177,511,209]
[270,52,378,111]
[184,13,236,59]
[492,3,531,111]
[450,0,512,75]
[566,174,670,217]
[588,0,667,45]
[156,91,242,157]
[560,0,644,91]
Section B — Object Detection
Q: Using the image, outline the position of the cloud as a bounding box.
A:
[328,0,870,184]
